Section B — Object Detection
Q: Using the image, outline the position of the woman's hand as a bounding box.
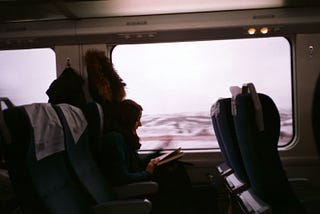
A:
[146,158,160,174]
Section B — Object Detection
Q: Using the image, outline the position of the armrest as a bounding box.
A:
[113,181,159,199]
[288,177,313,196]
[225,173,248,194]
[288,177,311,189]
[93,199,152,214]
[216,162,233,177]
[237,188,271,214]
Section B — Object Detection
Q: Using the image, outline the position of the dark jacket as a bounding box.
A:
[100,131,159,186]
[46,67,86,109]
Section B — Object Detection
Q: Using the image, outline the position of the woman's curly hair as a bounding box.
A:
[85,49,126,103]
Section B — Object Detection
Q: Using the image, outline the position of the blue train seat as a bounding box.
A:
[53,104,117,204]
[3,103,152,214]
[211,98,248,185]
[211,97,262,213]
[84,102,105,166]
[3,104,93,214]
[211,102,232,176]
[232,83,304,214]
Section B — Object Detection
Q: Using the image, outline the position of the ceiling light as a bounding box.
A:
[260,27,269,34]
[247,28,256,35]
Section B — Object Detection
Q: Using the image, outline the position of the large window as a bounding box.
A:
[112,37,292,150]
[0,48,56,106]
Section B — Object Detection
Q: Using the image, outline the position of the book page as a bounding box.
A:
[157,148,184,166]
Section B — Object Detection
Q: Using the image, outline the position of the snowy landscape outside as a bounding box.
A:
[137,109,292,150]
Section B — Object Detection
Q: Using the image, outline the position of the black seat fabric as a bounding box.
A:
[53,104,116,204]
[211,98,248,183]
[312,73,320,155]
[53,104,153,213]
[3,105,92,214]
[232,84,304,213]
[211,105,232,167]
[84,102,105,167]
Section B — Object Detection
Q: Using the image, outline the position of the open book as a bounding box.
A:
[157,148,184,166]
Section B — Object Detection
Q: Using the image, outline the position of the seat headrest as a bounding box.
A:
[57,103,87,143]
[210,99,221,117]
[230,83,264,131]
[24,103,87,160]
[24,103,65,160]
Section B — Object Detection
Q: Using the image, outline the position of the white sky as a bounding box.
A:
[112,37,292,115]
[0,48,56,106]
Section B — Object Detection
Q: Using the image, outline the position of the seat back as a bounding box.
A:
[232,83,304,213]
[312,73,320,155]
[3,104,92,214]
[84,102,105,166]
[211,98,248,183]
[53,104,116,204]
[211,101,232,167]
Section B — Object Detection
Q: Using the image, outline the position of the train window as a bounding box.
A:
[112,37,292,150]
[0,48,56,106]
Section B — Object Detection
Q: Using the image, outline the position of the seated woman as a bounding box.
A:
[99,99,160,185]
[100,99,193,214]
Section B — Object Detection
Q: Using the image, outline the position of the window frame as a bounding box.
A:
[110,36,295,151]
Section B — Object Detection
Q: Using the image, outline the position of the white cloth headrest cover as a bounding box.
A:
[25,103,64,160]
[58,104,87,143]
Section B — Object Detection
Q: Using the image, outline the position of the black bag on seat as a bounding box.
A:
[151,161,193,214]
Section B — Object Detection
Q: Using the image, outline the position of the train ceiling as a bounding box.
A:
[1,0,320,23]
